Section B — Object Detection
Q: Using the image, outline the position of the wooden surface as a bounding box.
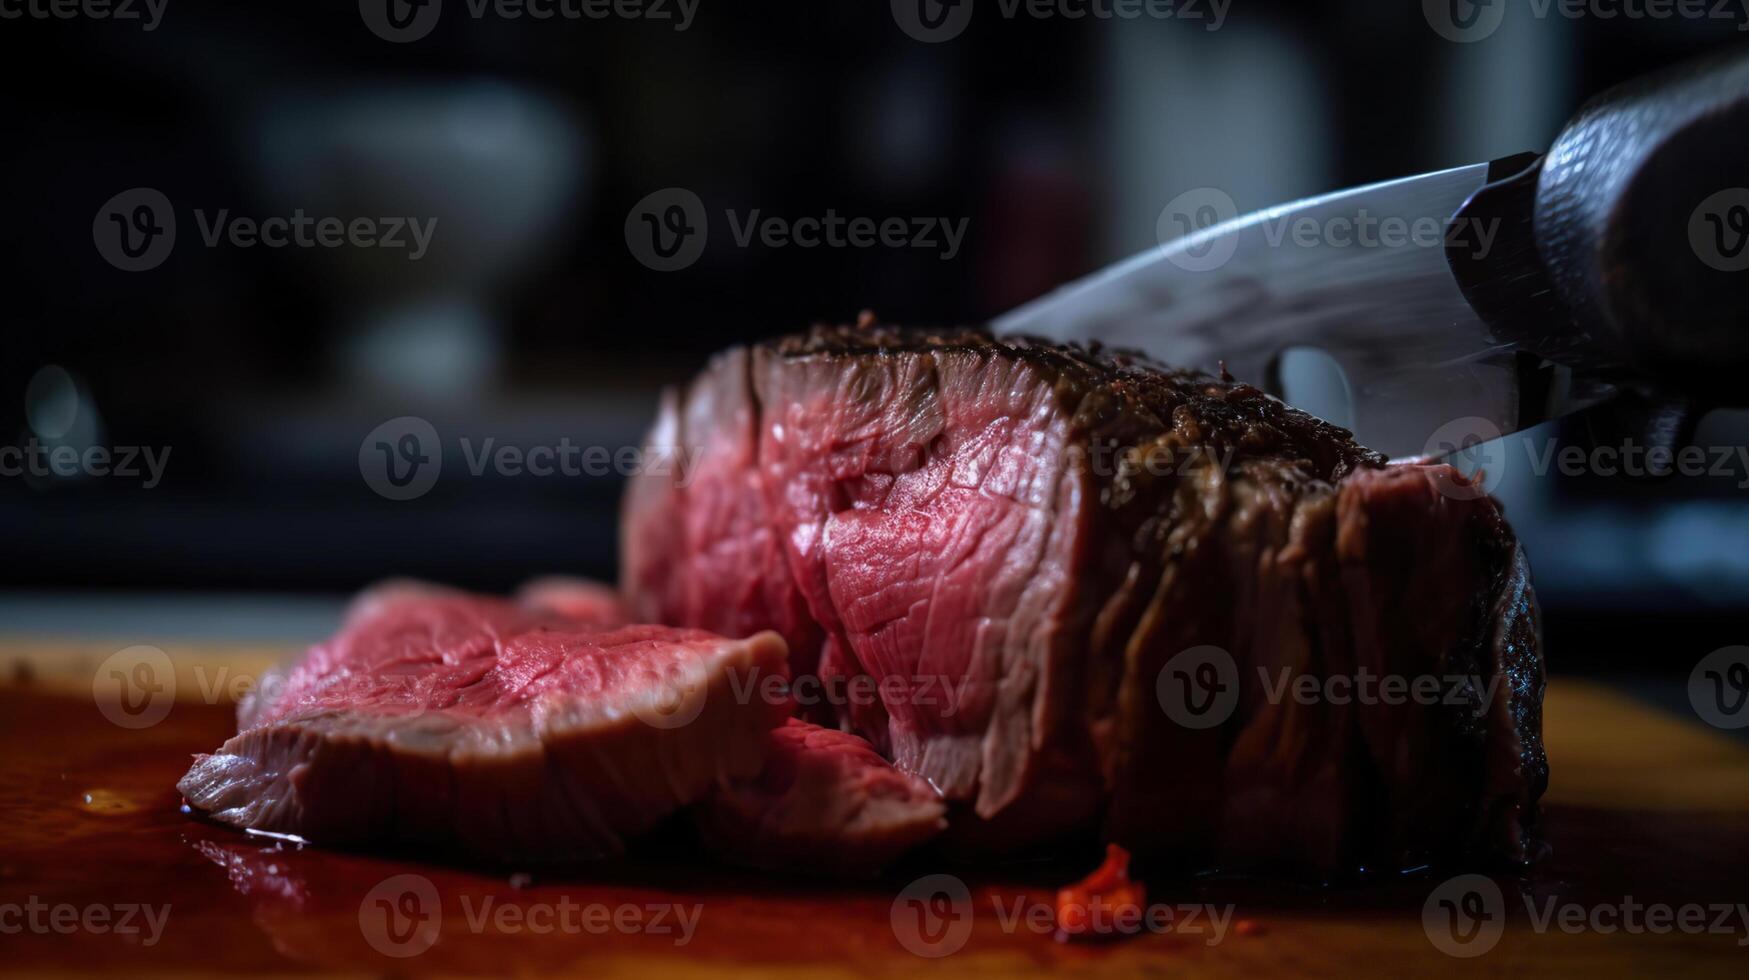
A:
[2,639,1747,977]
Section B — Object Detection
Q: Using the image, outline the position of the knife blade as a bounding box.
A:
[993,163,1558,459]
[992,47,1749,462]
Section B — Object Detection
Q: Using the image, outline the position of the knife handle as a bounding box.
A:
[1532,45,1749,405]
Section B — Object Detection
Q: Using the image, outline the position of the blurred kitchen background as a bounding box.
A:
[0,1,1745,685]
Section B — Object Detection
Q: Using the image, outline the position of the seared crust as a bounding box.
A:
[771,318,1386,482]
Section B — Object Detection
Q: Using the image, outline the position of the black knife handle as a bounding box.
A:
[1533,44,1749,405]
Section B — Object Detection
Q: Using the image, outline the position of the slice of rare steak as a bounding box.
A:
[623,317,1546,873]
[516,576,630,626]
[179,589,789,862]
[695,719,947,876]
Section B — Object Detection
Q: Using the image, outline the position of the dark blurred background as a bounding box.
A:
[0,0,1745,673]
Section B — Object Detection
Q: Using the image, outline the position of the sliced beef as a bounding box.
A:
[180,589,790,862]
[623,318,1547,873]
[516,576,630,625]
[694,719,947,877]
[623,349,825,685]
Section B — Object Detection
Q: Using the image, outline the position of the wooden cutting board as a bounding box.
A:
[2,639,1746,977]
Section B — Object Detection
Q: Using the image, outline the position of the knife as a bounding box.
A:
[993,47,1749,463]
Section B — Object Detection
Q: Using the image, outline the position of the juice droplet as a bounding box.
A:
[81,788,142,814]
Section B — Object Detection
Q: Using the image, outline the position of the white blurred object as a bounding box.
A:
[254,81,591,403]
[1100,20,1332,262]
[20,364,105,488]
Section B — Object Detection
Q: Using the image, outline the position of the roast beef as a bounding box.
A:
[515,576,630,625]
[623,318,1547,873]
[179,587,790,862]
[694,718,947,877]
